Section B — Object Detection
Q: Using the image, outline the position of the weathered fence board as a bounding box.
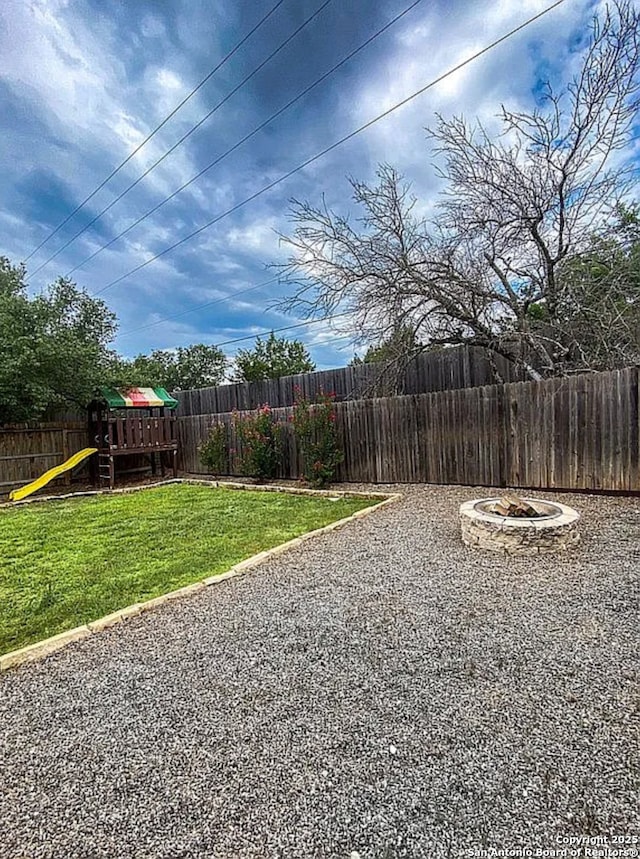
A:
[173,346,526,416]
[0,423,90,492]
[178,368,640,493]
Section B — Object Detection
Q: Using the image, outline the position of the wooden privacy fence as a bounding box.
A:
[0,423,90,494]
[177,367,640,492]
[173,346,525,415]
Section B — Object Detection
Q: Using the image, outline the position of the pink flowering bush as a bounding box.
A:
[233,405,282,481]
[199,421,229,474]
[292,389,342,488]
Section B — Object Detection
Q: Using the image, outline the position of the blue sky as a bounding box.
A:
[1,0,637,371]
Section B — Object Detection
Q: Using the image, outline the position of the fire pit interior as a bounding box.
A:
[488,493,545,518]
[460,492,580,555]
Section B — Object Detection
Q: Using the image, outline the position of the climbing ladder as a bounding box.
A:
[98,452,115,489]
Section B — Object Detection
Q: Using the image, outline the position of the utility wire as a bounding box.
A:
[80,114,640,286]
[66,0,423,278]
[24,0,287,263]
[118,91,640,347]
[117,274,283,339]
[225,330,356,358]
[92,0,568,298]
[210,312,351,348]
[29,0,334,278]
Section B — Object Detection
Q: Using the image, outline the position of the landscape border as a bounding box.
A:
[0,479,401,672]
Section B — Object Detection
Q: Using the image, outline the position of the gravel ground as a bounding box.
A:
[1,484,639,859]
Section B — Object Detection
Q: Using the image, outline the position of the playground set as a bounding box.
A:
[9,387,179,502]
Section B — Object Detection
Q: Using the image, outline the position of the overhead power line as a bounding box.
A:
[24,0,287,263]
[117,274,283,339]
[211,313,351,349]
[65,0,424,278]
[226,330,357,357]
[29,0,334,278]
[77,116,640,288]
[91,0,567,298]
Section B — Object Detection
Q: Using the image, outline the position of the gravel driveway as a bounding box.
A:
[1,484,639,859]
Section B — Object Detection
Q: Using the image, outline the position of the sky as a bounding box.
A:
[1,0,638,371]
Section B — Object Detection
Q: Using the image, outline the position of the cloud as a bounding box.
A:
[1,0,637,372]
[342,0,598,200]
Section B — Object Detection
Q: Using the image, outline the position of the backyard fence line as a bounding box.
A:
[172,346,526,416]
[2,366,637,495]
[177,367,640,493]
[0,423,90,492]
[0,421,164,495]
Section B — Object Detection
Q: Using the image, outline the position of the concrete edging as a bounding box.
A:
[0,481,401,672]
[1,477,394,508]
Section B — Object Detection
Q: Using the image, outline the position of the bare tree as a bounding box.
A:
[277,1,640,380]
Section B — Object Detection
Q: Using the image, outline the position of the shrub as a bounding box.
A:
[292,389,342,488]
[233,405,282,481]
[199,421,229,474]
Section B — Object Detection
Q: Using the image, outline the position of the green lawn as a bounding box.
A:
[0,484,376,655]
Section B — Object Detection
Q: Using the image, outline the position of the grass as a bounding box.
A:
[0,484,377,655]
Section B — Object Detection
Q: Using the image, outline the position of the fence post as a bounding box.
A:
[62,428,71,486]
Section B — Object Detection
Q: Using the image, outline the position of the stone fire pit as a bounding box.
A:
[460,495,581,555]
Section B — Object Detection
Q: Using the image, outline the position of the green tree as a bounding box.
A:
[0,258,117,423]
[532,203,640,370]
[116,344,227,391]
[351,326,421,365]
[233,332,315,382]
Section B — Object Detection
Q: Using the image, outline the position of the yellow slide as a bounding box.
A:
[10,448,98,502]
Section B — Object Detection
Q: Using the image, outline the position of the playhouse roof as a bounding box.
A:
[98,387,178,410]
